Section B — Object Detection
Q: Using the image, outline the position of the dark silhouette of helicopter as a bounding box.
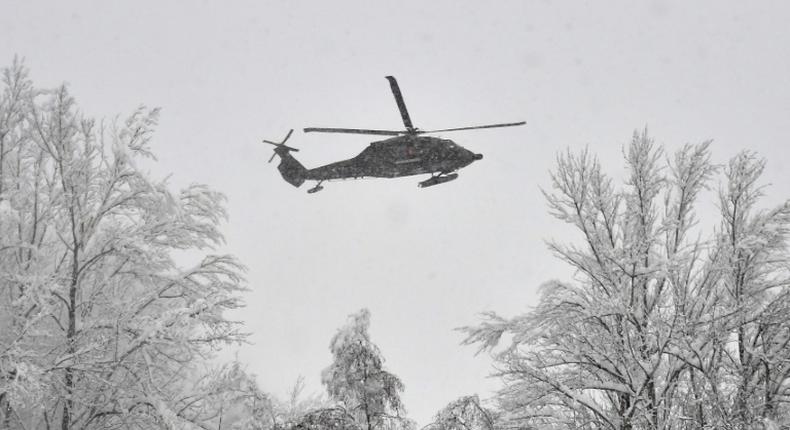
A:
[265,76,525,193]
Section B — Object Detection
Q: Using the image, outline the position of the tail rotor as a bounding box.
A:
[263,129,299,163]
[263,129,308,188]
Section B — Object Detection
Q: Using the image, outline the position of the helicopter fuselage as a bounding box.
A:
[303,135,483,181]
[264,76,523,192]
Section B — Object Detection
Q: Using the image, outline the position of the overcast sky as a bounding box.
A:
[4,0,790,424]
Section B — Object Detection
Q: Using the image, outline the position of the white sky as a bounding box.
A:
[4,0,790,424]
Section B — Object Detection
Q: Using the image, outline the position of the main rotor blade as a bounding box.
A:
[303,127,404,136]
[385,76,415,131]
[416,121,526,134]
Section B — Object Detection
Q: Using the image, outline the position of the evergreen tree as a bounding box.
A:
[321,309,405,430]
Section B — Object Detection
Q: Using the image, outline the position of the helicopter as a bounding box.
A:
[264,76,525,193]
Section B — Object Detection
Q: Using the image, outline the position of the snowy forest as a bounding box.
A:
[1,56,790,430]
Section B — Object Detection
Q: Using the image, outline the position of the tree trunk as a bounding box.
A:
[61,243,79,430]
[0,135,5,199]
[763,361,774,420]
[1,394,11,429]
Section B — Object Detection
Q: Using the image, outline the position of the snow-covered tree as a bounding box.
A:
[462,130,790,429]
[276,376,332,429]
[698,152,790,427]
[321,309,406,430]
[186,360,273,430]
[290,407,360,430]
[424,395,497,430]
[0,59,247,429]
[0,56,36,430]
[177,363,331,430]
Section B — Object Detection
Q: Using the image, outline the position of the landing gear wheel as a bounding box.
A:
[307,181,325,194]
[418,173,459,188]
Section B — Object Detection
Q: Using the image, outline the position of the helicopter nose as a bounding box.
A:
[474,153,483,160]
